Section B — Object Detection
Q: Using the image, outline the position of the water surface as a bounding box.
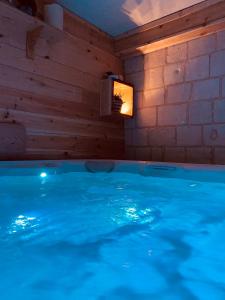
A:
[0,171,225,299]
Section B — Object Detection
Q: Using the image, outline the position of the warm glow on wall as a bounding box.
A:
[113,80,133,117]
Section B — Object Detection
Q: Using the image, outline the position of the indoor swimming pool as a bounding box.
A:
[0,160,225,300]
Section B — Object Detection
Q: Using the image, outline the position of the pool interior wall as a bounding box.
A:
[1,159,225,183]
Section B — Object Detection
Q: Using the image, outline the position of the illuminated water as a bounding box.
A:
[0,168,225,299]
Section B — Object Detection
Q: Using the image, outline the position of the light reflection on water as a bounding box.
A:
[124,207,154,223]
[8,215,40,234]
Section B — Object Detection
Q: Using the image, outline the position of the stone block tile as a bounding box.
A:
[133,128,148,146]
[149,127,176,146]
[136,147,151,161]
[188,34,216,58]
[145,67,164,90]
[158,104,187,126]
[126,72,144,92]
[167,43,187,63]
[134,92,143,110]
[189,101,212,125]
[185,55,209,81]
[151,147,164,162]
[136,107,156,128]
[211,50,225,77]
[223,78,225,97]
[166,83,191,104]
[165,147,186,163]
[143,88,164,107]
[186,147,212,164]
[192,78,220,101]
[217,30,225,50]
[125,117,135,129]
[214,147,225,164]
[164,63,185,85]
[144,49,166,69]
[124,55,144,74]
[204,125,225,146]
[214,99,225,123]
[177,126,202,146]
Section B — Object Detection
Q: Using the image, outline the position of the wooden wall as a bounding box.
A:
[0,2,124,160]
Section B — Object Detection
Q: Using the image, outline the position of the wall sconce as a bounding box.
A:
[100,78,134,118]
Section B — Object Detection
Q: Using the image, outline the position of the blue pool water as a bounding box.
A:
[0,161,225,299]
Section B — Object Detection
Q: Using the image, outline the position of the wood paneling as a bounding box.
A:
[123,18,225,57]
[115,0,225,57]
[0,2,124,160]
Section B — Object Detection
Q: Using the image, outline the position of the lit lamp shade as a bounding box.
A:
[113,80,133,117]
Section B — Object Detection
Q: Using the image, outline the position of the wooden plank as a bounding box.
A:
[27,135,123,153]
[24,150,98,159]
[0,109,124,139]
[0,64,83,102]
[25,148,123,160]
[132,18,225,57]
[100,79,113,116]
[26,25,44,59]
[116,0,223,39]
[63,9,114,54]
[0,1,124,160]
[0,106,123,132]
[0,86,124,125]
[0,86,99,120]
[0,18,121,83]
[0,43,100,93]
[0,2,123,77]
[0,123,26,157]
[115,0,225,56]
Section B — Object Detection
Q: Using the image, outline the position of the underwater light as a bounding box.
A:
[40,172,47,178]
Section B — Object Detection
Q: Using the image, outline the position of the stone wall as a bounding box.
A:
[124,29,225,164]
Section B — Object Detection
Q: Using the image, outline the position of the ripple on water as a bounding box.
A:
[0,172,225,299]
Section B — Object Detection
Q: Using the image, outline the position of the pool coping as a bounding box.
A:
[0,159,224,183]
[0,159,225,171]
